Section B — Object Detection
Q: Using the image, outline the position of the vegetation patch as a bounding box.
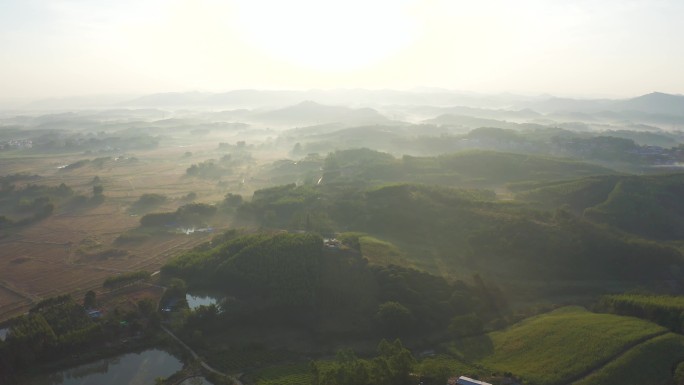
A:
[358,235,409,266]
[598,294,684,332]
[574,333,684,385]
[415,355,488,385]
[452,307,667,385]
[251,362,320,385]
[103,271,151,289]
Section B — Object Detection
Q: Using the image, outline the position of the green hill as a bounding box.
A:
[433,150,614,186]
[163,232,506,336]
[262,148,616,189]
[238,182,684,298]
[451,307,668,385]
[574,332,684,385]
[515,173,684,240]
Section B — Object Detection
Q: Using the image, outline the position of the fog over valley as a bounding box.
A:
[2,1,684,385]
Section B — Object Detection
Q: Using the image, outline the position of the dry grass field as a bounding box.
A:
[0,134,286,322]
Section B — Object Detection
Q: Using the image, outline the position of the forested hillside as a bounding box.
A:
[514,173,684,239]
[232,182,683,296]
[162,232,507,337]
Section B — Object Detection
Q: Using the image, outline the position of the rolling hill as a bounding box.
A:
[514,173,684,240]
[451,307,673,385]
[251,101,389,126]
[239,177,684,297]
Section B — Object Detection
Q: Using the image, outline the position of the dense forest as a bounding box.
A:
[228,178,683,293]
[162,232,508,338]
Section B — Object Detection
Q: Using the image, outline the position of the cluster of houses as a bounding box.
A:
[0,139,32,150]
[323,238,342,249]
[630,144,684,165]
[178,227,214,235]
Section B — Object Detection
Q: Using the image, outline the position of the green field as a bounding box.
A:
[574,333,684,385]
[248,308,682,385]
[452,307,667,385]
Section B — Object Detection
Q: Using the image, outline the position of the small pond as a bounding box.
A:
[29,349,183,385]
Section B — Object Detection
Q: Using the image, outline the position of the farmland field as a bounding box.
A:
[0,136,286,322]
[452,307,668,385]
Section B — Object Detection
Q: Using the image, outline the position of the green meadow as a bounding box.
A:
[574,332,684,385]
[451,307,667,385]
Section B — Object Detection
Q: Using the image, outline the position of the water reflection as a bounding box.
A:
[30,349,182,385]
[186,293,220,311]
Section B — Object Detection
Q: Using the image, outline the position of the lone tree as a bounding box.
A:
[84,290,97,309]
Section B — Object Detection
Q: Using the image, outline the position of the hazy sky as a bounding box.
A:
[1,0,683,99]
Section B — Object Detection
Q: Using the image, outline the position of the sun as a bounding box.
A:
[233,0,417,72]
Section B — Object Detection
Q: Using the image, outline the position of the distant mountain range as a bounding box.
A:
[118,89,531,109]
[524,92,684,117]
[121,90,684,118]
[10,90,684,121]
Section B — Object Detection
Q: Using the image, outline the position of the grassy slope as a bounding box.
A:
[358,235,414,268]
[574,333,684,385]
[250,308,681,385]
[455,307,667,385]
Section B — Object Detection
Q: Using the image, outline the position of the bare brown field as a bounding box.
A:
[0,226,213,321]
[0,295,31,322]
[0,150,232,320]
[0,133,290,322]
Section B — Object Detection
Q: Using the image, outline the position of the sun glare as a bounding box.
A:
[233,0,417,72]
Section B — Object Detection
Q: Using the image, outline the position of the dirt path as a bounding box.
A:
[566,330,668,385]
[0,280,40,302]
